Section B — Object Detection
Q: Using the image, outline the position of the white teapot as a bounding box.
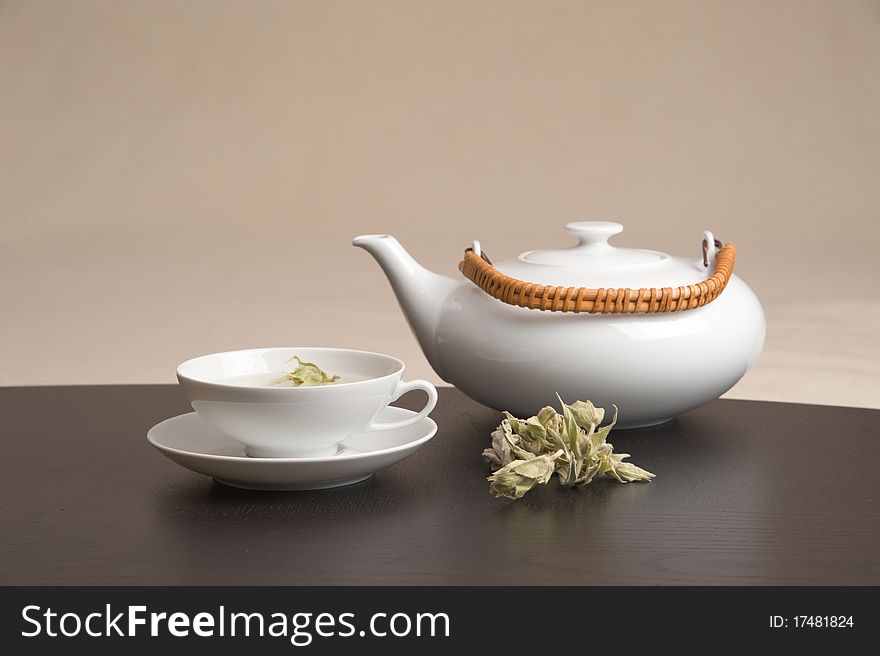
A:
[354,221,764,427]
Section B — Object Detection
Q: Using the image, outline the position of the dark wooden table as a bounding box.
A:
[1,385,878,585]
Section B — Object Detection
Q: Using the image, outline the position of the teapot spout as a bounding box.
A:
[353,234,458,378]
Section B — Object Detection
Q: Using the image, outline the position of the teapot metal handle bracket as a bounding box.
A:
[702,231,723,268]
[465,240,493,266]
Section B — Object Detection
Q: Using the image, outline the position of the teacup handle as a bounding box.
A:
[366,379,438,432]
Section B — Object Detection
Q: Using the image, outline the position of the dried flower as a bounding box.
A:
[487,451,563,500]
[483,395,654,499]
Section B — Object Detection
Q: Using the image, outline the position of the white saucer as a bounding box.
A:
[147,407,437,491]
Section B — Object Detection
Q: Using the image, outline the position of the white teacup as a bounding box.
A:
[176,347,438,458]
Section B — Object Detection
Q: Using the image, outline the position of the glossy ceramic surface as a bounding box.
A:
[177,347,437,457]
[147,407,438,491]
[354,223,765,426]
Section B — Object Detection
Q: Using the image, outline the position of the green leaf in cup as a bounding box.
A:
[275,356,341,387]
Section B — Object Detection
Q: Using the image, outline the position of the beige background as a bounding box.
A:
[1,0,878,409]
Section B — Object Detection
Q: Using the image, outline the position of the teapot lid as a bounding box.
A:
[488,221,711,289]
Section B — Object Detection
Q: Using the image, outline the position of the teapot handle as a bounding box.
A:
[460,236,736,314]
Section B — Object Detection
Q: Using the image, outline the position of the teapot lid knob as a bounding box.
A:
[565,221,623,248]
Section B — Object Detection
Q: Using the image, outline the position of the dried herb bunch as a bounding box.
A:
[483,396,654,500]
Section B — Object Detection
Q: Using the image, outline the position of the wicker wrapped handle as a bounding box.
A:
[458,239,736,314]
